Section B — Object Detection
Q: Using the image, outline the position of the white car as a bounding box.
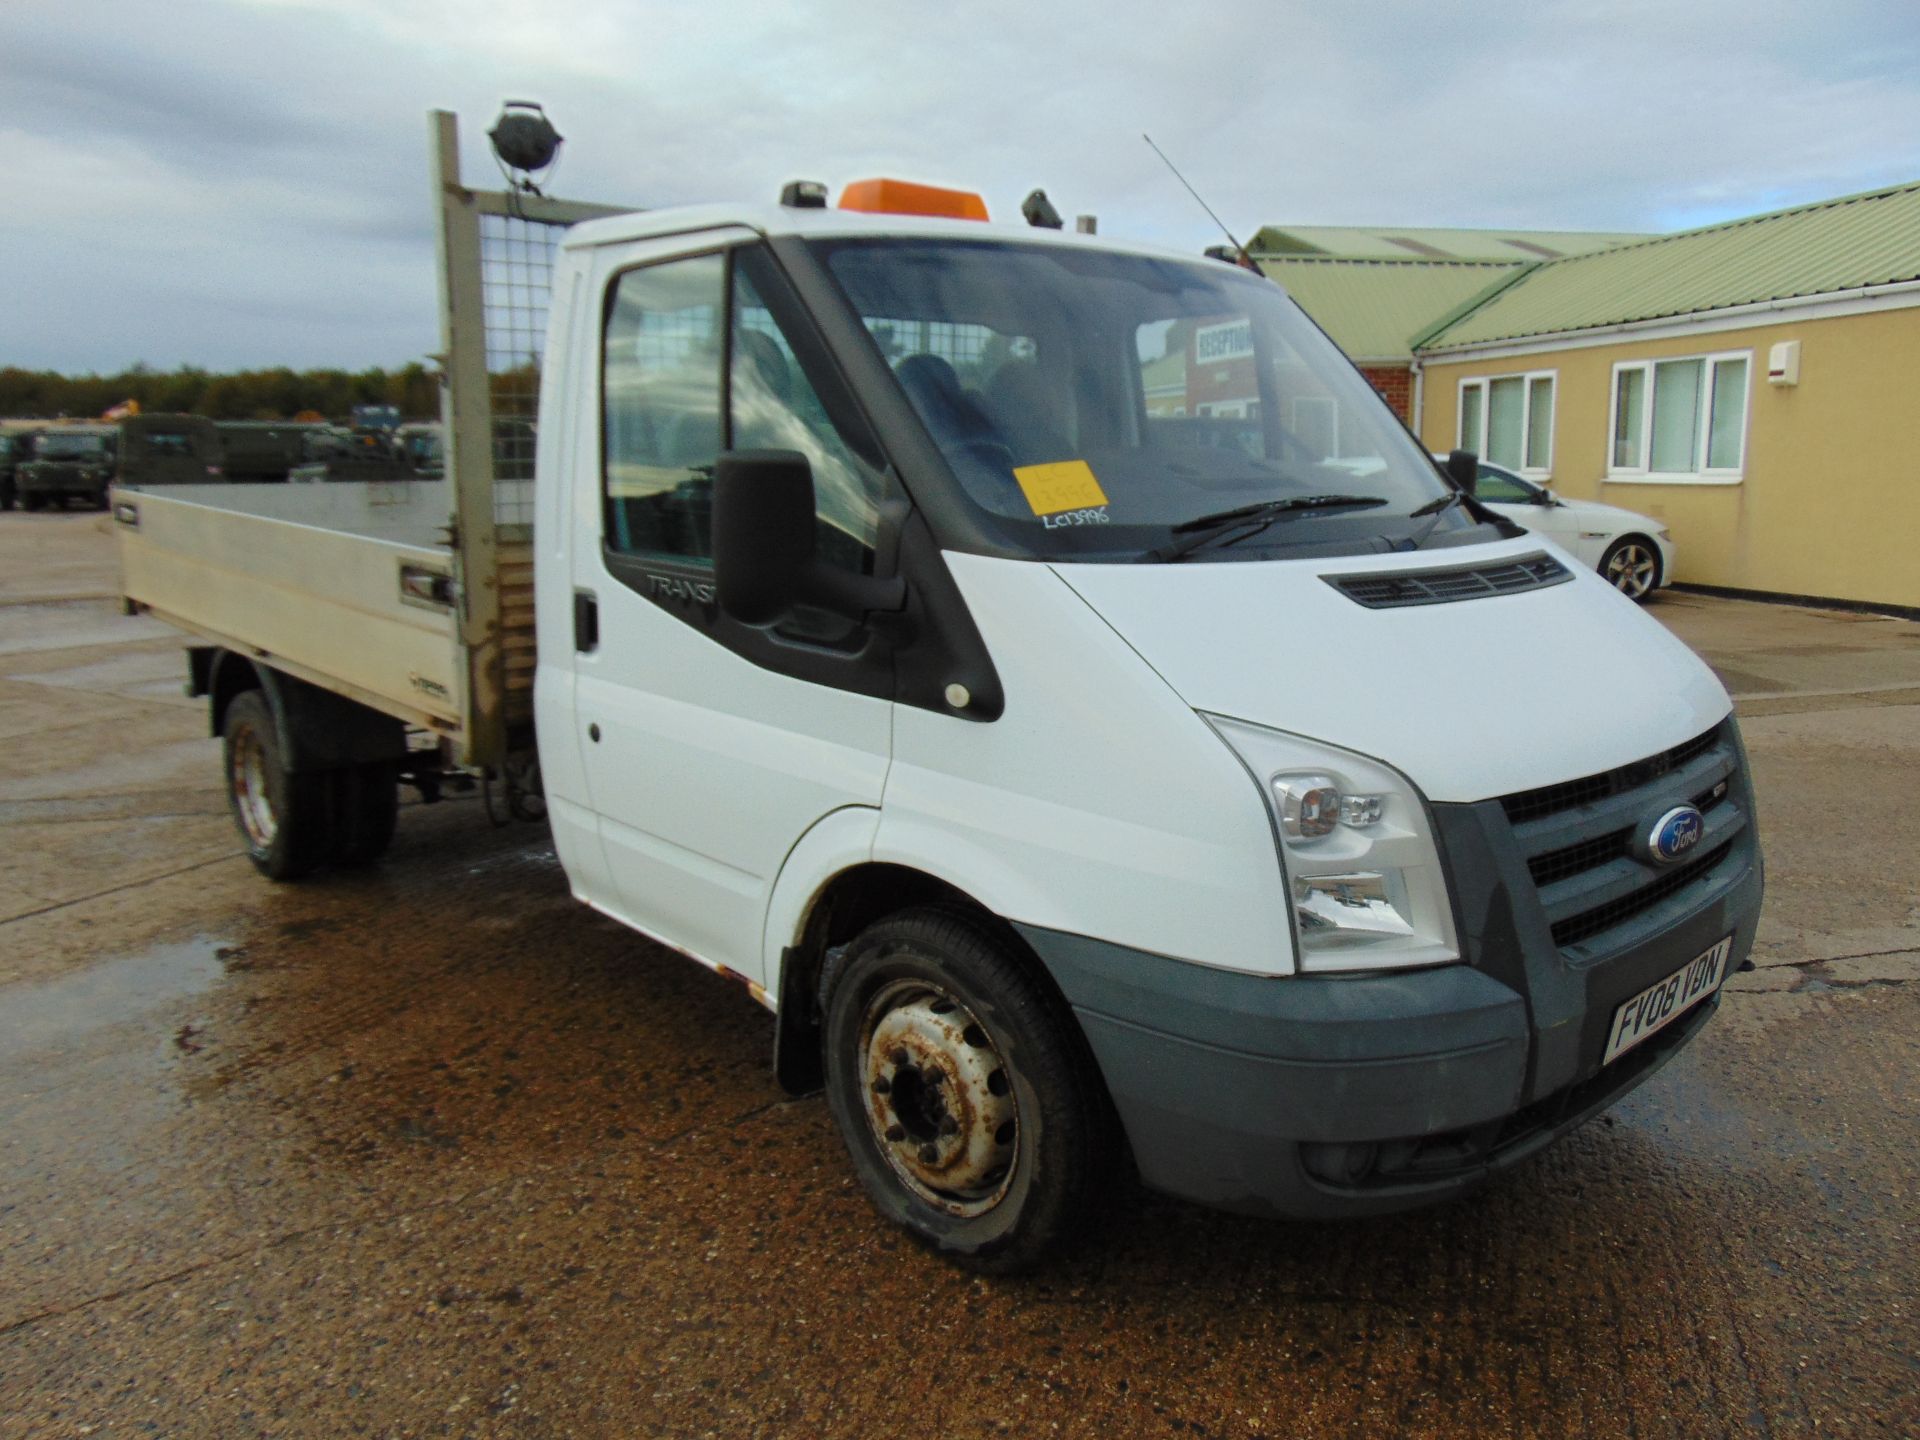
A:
[1437,457,1674,601]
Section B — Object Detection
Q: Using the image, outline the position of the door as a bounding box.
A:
[570,239,895,982]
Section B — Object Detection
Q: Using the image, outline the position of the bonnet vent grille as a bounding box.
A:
[1327,552,1571,609]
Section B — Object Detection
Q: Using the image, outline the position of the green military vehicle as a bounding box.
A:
[17,425,119,510]
[394,422,445,478]
[215,421,324,483]
[120,414,225,487]
[0,427,46,510]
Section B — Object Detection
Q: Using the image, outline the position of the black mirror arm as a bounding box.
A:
[798,564,908,620]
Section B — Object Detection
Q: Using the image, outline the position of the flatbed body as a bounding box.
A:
[116,479,534,758]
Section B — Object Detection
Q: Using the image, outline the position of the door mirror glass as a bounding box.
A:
[712,450,817,625]
[713,450,907,627]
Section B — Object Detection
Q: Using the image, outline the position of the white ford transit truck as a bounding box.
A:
[116,112,1763,1270]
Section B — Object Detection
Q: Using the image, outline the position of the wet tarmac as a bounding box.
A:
[2,512,1916,1438]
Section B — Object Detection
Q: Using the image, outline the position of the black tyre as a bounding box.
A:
[22,493,44,512]
[331,761,399,866]
[222,690,331,880]
[822,907,1114,1273]
[1,484,14,512]
[1600,535,1662,601]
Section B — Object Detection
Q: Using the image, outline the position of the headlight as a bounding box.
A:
[1207,716,1459,974]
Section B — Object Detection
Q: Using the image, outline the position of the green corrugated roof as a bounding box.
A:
[1259,258,1525,361]
[1417,179,1920,352]
[1249,225,1645,263]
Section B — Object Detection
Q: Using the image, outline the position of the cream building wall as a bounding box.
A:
[1417,302,1920,611]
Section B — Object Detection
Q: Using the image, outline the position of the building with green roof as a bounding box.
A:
[1410,180,1920,611]
[1251,227,1642,421]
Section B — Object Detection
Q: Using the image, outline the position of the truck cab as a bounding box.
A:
[532,201,1762,1267]
[19,424,119,510]
[120,414,225,487]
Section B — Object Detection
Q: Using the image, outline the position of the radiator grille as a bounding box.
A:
[1496,722,1747,956]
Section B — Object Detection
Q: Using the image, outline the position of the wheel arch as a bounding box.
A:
[769,855,1091,1100]
[201,649,406,772]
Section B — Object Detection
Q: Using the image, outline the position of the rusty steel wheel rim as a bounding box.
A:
[858,979,1020,1217]
[230,724,277,849]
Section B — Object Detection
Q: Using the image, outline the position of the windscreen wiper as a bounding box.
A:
[1149,494,1388,562]
[1406,487,1467,548]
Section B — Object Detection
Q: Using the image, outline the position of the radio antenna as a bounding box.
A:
[1143,133,1253,266]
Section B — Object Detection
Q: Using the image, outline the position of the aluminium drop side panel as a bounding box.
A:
[116,484,462,732]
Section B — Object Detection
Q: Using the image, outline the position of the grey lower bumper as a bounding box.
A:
[1017,845,1760,1220]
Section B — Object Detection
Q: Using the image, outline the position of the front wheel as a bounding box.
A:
[1601,535,1662,601]
[822,908,1114,1273]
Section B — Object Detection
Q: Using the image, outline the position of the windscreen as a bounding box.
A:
[816,238,1464,560]
[37,433,108,459]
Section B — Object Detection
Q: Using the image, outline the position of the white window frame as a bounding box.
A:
[1456,370,1556,478]
[1605,350,1752,485]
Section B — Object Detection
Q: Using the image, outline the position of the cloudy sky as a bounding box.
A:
[7,0,1920,373]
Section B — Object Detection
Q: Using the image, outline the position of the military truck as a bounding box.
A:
[18,425,118,510]
[0,427,46,510]
[215,421,322,483]
[120,414,225,487]
[394,422,446,478]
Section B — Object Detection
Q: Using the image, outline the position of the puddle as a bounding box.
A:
[0,934,231,1064]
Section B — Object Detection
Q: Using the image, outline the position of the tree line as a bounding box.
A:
[0,363,442,422]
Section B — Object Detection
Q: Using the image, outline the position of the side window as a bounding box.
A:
[732,270,881,574]
[603,252,726,560]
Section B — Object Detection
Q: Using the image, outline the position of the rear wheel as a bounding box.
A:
[822,907,1114,1273]
[223,690,330,880]
[331,761,399,866]
[22,493,44,512]
[1601,536,1662,601]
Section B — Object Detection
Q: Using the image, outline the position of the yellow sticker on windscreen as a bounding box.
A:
[1013,460,1109,516]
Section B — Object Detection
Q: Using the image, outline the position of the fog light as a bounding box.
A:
[1293,872,1417,945]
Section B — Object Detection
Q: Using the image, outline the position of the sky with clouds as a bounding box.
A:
[6,0,1920,373]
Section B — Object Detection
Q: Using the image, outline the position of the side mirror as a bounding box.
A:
[712,450,905,627]
[1445,449,1478,497]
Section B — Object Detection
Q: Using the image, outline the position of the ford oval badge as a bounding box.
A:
[1649,805,1706,865]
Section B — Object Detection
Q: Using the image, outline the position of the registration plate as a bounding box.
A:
[1602,936,1733,1065]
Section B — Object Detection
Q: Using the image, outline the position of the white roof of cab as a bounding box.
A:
[561,201,1211,267]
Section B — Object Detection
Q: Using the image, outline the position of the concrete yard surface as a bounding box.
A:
[0,511,1915,1438]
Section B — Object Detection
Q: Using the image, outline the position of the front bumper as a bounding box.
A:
[18,467,107,497]
[1018,724,1764,1221]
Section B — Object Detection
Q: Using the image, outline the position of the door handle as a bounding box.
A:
[573,589,599,653]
